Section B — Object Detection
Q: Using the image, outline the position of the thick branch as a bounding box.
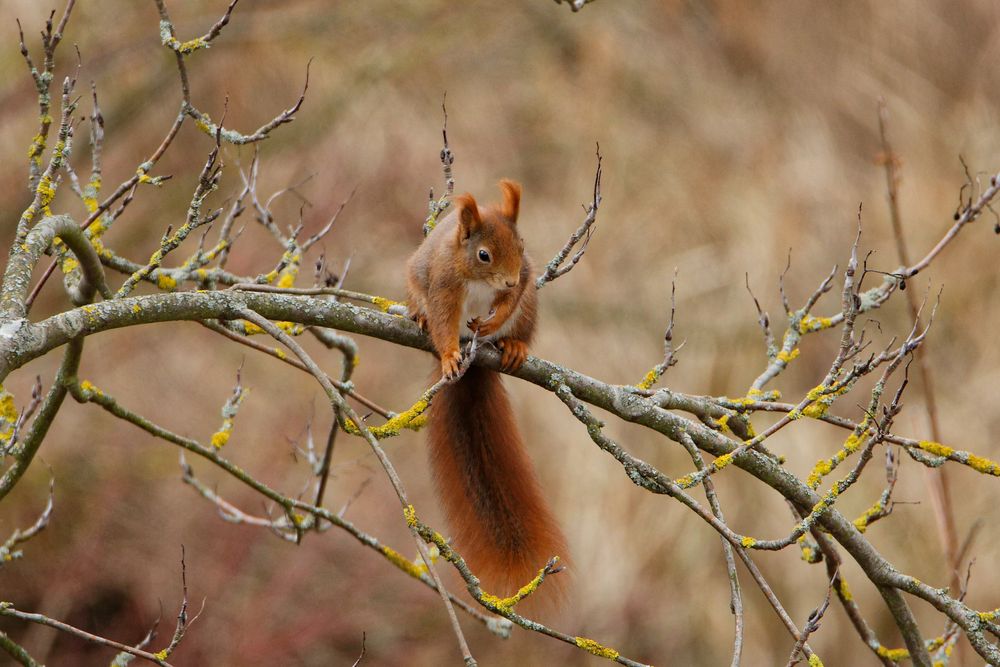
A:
[1,215,112,320]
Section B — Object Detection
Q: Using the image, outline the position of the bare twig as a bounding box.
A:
[877,100,958,592]
[536,144,602,288]
[0,603,172,666]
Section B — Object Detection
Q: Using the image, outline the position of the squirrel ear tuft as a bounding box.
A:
[499,179,521,224]
[454,193,481,239]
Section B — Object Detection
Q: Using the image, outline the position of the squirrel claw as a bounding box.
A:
[411,312,429,332]
[497,338,528,372]
[468,316,499,336]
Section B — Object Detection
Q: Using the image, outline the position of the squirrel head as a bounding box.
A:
[454,179,524,290]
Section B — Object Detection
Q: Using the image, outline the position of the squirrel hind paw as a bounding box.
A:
[440,350,462,379]
[497,338,528,371]
[411,312,429,332]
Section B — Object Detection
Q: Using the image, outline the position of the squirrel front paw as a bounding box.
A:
[497,338,528,371]
[440,349,463,380]
[467,316,500,337]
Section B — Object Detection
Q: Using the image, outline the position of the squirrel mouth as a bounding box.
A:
[491,278,518,291]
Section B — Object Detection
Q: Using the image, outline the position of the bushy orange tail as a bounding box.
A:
[428,365,569,603]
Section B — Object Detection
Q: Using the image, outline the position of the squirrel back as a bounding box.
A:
[407,180,569,605]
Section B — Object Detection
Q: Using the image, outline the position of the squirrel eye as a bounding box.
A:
[478,248,491,263]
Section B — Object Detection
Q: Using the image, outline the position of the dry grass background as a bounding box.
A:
[1,1,999,665]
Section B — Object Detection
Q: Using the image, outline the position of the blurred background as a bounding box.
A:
[1,1,999,664]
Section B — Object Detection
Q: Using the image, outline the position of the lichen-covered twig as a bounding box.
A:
[235,308,478,667]
[115,144,222,298]
[16,0,76,192]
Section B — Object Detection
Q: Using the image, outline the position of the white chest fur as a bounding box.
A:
[459,280,519,341]
[461,280,498,324]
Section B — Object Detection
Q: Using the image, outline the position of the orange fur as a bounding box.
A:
[429,366,569,602]
[406,180,569,606]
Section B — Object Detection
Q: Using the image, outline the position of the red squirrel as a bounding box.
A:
[406,179,569,602]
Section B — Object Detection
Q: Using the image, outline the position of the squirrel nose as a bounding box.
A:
[505,279,517,288]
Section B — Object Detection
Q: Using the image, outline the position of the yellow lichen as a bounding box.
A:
[796,535,818,563]
[712,451,735,470]
[806,459,834,489]
[776,348,800,363]
[154,649,168,660]
[843,432,863,453]
[60,256,79,275]
[210,429,230,449]
[635,368,659,391]
[241,320,302,337]
[837,578,853,602]
[799,315,834,334]
[740,536,756,548]
[716,414,731,433]
[807,427,867,489]
[574,637,620,661]
[801,402,828,419]
[807,654,824,667]
[371,296,402,313]
[801,382,851,419]
[276,271,296,289]
[156,273,177,291]
[852,499,884,533]
[876,645,909,661]
[0,387,17,422]
[176,37,207,54]
[967,453,1000,476]
[675,474,695,488]
[482,558,560,613]
[79,380,102,397]
[508,561,553,602]
[35,175,56,208]
[479,591,512,614]
[131,304,142,314]
[381,545,426,580]
[344,398,430,440]
[27,133,45,160]
[403,504,417,528]
[918,440,954,457]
